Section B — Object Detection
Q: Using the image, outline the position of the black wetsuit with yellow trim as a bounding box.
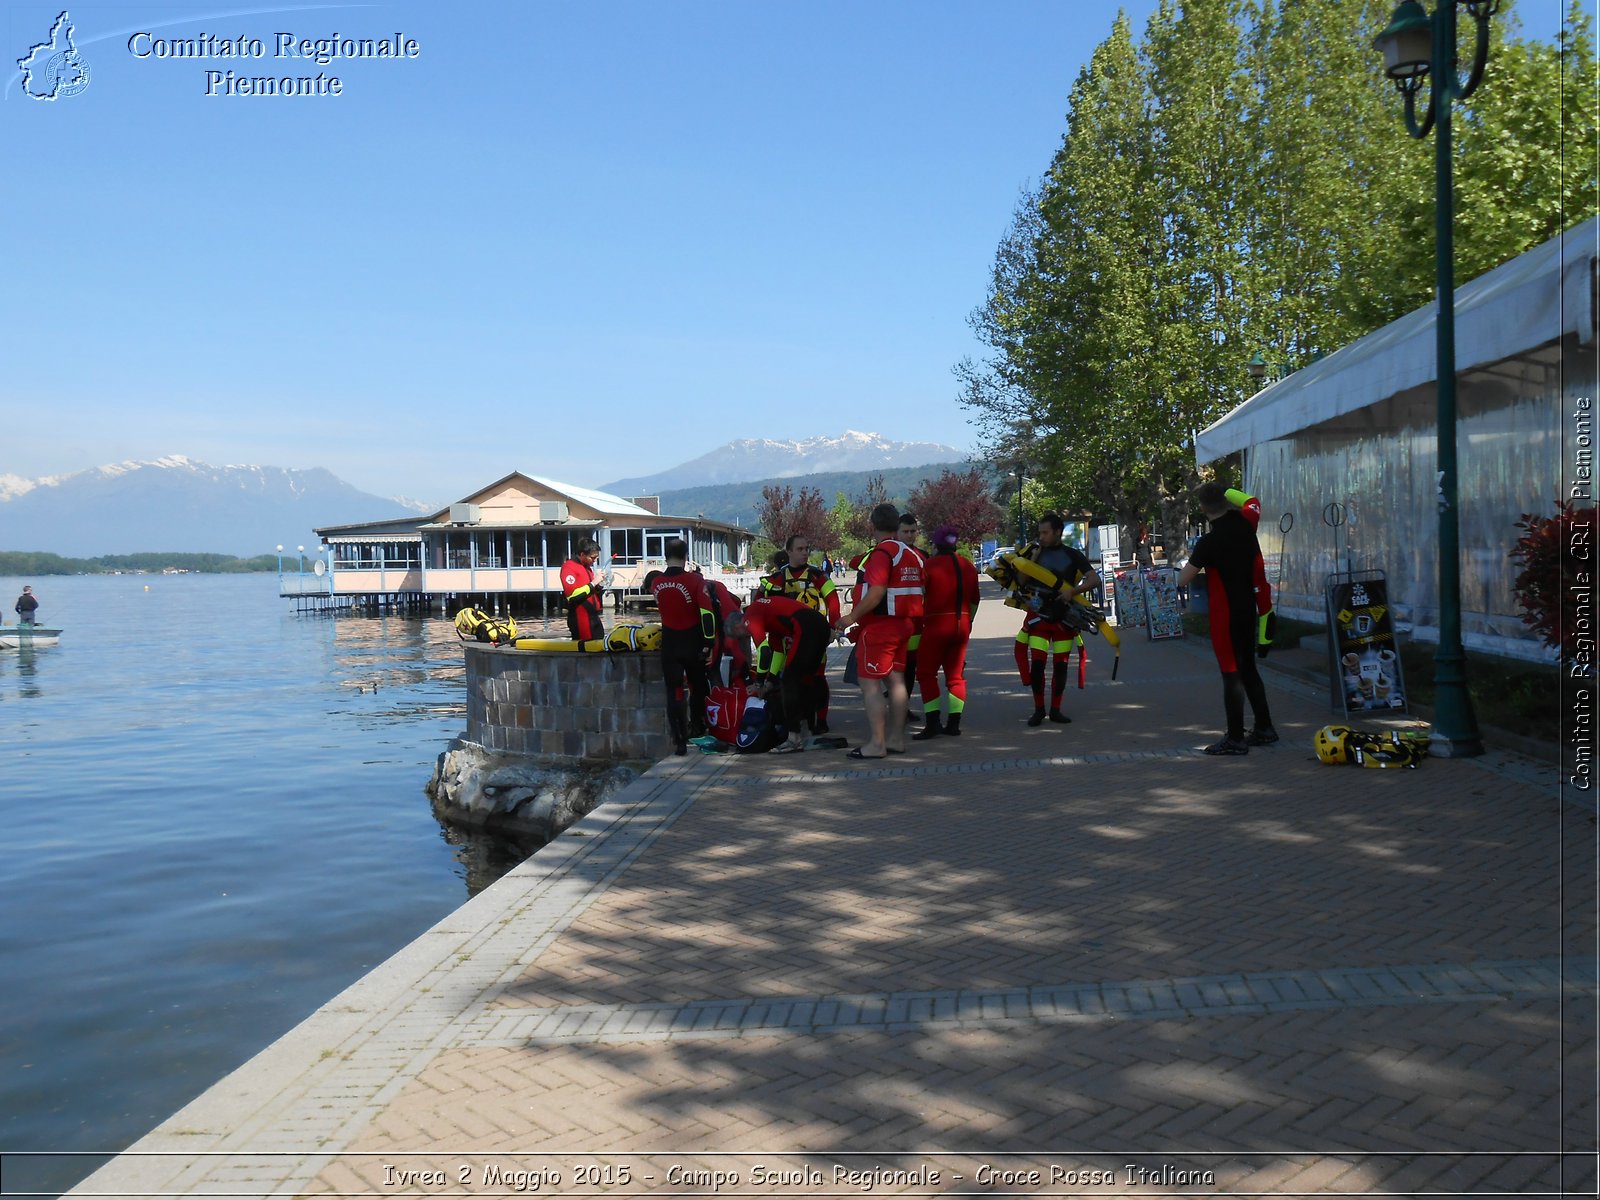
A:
[759,563,840,733]
[1012,541,1093,718]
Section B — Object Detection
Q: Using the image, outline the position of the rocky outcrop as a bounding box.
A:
[427,737,643,843]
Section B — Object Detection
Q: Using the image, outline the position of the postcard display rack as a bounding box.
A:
[1324,569,1408,715]
[1112,567,1185,641]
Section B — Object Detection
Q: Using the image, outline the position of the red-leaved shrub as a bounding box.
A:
[1510,502,1595,658]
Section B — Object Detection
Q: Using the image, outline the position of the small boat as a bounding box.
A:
[0,625,62,649]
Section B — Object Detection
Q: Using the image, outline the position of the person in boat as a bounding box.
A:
[14,586,39,626]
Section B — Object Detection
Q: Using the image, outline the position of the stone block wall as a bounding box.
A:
[464,644,668,762]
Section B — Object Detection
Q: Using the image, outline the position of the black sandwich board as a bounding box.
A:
[1324,569,1408,716]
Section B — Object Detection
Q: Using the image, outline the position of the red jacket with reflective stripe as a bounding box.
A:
[861,539,924,620]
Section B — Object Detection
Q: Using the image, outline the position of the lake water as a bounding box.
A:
[0,574,550,1198]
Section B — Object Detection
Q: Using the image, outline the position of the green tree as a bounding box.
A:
[1450,0,1598,279]
[960,0,1586,558]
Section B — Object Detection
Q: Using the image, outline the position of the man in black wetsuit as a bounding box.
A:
[1012,513,1100,726]
[1178,482,1277,755]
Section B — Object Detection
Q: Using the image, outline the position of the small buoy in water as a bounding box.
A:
[144,585,150,591]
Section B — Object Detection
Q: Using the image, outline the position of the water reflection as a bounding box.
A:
[6,644,44,699]
[440,824,545,897]
[313,610,567,892]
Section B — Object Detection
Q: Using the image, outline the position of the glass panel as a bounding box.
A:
[644,527,688,559]
[510,530,543,567]
[1244,339,1577,652]
[473,531,504,569]
[609,528,645,565]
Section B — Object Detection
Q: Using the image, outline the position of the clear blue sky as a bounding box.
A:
[4,1,1159,505]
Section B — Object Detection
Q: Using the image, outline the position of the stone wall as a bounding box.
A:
[428,645,668,844]
[464,644,668,762]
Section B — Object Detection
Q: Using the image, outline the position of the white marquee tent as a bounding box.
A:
[1194,217,1597,660]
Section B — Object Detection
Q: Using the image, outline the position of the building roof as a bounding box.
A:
[524,475,657,517]
[313,515,428,539]
[1195,217,1599,463]
[317,473,755,542]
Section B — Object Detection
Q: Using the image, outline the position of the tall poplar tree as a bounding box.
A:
[960,0,1589,550]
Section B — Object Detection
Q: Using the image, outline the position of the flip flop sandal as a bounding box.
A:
[846,748,886,760]
[886,748,907,754]
[769,741,806,754]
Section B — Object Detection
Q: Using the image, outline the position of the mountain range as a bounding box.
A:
[600,431,964,495]
[0,457,421,558]
[0,433,974,557]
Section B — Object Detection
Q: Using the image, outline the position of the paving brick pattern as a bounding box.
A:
[67,588,1597,1198]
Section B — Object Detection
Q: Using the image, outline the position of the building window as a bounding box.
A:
[332,542,420,569]
[473,531,505,569]
[510,530,544,567]
[609,528,644,565]
[645,527,689,560]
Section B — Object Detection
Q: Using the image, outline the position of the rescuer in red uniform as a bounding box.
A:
[560,538,606,642]
[759,532,841,733]
[649,538,715,756]
[833,502,924,759]
[914,524,981,739]
[728,592,833,754]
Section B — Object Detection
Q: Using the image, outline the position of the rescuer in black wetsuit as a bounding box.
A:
[1178,482,1277,755]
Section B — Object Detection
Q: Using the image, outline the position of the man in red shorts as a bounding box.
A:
[834,502,924,759]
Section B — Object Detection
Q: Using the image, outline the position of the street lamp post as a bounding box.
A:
[1372,0,1491,757]
[1247,351,1290,391]
[297,545,306,580]
[276,544,284,586]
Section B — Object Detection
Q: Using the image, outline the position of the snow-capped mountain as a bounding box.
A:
[600,430,966,495]
[0,456,421,557]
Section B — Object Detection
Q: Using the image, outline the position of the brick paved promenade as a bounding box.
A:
[68,588,1596,1198]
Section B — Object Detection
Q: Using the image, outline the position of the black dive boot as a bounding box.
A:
[912,714,944,741]
[944,713,963,736]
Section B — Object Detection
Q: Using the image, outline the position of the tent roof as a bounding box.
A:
[1195,217,1598,464]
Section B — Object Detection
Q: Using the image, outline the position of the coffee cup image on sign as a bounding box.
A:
[1377,648,1397,669]
[1342,653,1360,673]
[1375,675,1392,701]
[1353,613,1374,636]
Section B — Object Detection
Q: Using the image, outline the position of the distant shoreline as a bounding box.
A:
[0,552,280,576]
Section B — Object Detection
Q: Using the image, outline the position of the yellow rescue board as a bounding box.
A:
[512,622,663,653]
[989,551,1122,660]
[513,638,608,652]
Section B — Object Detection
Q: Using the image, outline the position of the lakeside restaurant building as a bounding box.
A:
[298,472,757,615]
[1194,218,1596,663]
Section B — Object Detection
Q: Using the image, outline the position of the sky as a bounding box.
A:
[3,0,1162,506]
